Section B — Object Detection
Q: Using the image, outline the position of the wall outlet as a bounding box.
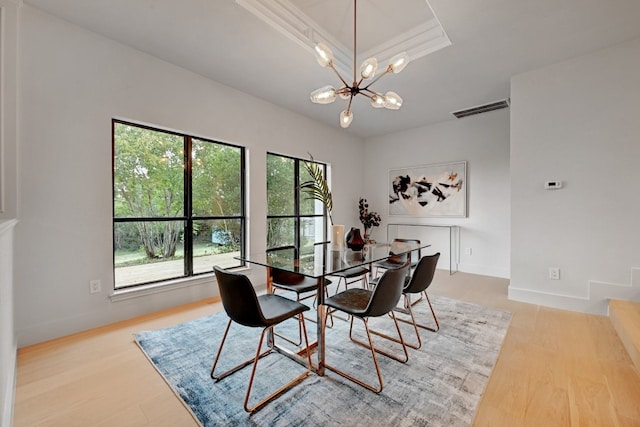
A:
[464,247,472,255]
[90,279,102,294]
[549,267,560,280]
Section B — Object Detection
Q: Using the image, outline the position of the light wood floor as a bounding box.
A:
[14,271,640,426]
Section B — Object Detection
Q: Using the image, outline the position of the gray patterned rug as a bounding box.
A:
[135,296,512,426]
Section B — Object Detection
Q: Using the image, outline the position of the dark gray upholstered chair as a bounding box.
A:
[322,262,410,393]
[331,247,370,293]
[372,253,440,349]
[373,238,421,277]
[270,269,333,345]
[211,266,312,413]
[332,265,369,293]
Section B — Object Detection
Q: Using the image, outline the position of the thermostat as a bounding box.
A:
[544,180,562,190]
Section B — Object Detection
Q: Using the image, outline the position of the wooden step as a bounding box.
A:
[609,299,640,373]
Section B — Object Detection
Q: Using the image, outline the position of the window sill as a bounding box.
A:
[109,266,251,302]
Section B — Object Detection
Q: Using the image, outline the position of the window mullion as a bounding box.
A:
[184,136,193,276]
[294,159,301,260]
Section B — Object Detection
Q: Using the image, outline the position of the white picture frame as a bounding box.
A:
[388,161,467,217]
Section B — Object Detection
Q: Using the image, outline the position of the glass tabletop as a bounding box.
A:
[237,241,429,278]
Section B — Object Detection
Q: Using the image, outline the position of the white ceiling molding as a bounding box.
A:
[236,0,451,77]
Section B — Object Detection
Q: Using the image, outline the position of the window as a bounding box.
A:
[112,120,245,289]
[266,153,327,259]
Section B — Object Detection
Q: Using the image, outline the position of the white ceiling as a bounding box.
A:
[23,0,640,138]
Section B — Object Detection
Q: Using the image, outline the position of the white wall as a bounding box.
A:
[15,6,365,346]
[364,109,511,278]
[510,37,640,313]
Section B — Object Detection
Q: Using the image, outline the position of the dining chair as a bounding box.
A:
[270,268,333,345]
[373,238,421,277]
[332,265,369,293]
[322,262,410,393]
[211,266,313,413]
[371,253,440,349]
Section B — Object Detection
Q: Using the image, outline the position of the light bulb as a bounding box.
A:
[370,94,385,108]
[310,86,337,104]
[388,52,410,73]
[314,42,334,67]
[340,109,353,128]
[360,57,378,80]
[338,87,351,100]
[384,91,403,110]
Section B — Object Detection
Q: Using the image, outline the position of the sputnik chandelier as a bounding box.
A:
[309,0,410,129]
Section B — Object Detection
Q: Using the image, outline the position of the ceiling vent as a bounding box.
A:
[452,99,510,119]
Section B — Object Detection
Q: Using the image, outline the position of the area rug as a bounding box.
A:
[135,296,512,426]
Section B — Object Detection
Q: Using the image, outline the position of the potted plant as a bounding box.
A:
[359,198,381,242]
[300,155,344,250]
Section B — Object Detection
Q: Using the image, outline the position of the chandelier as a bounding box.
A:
[309,0,410,129]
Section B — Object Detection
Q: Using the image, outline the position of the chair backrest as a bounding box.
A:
[213,266,265,327]
[403,253,440,294]
[271,268,305,285]
[364,262,410,317]
[393,238,422,267]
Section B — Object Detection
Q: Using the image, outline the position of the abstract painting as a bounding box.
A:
[389,161,467,217]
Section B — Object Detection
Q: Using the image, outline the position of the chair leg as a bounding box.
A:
[244,316,312,413]
[311,287,334,328]
[350,311,409,363]
[323,312,385,393]
[274,289,335,344]
[211,318,272,381]
[395,291,440,333]
[373,294,423,349]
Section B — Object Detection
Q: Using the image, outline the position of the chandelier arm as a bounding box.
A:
[360,89,378,98]
[328,62,350,88]
[347,94,354,111]
[362,69,391,91]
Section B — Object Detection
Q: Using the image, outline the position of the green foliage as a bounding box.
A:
[266,154,295,216]
[300,155,333,225]
[191,140,242,217]
[114,123,243,261]
[114,124,184,258]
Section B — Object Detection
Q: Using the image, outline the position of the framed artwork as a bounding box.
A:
[388,161,467,217]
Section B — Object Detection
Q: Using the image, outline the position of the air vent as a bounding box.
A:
[452,99,510,119]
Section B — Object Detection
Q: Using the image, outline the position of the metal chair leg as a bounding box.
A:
[349,311,409,363]
[211,314,312,413]
[244,314,312,413]
[211,318,272,381]
[372,294,423,349]
[323,310,386,393]
[395,291,440,333]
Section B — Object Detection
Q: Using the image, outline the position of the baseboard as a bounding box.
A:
[509,268,640,315]
[1,341,16,427]
[457,263,510,279]
[508,286,607,314]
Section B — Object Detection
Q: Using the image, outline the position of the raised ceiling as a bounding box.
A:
[23,0,640,138]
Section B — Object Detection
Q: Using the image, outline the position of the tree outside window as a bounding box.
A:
[266,153,327,260]
[113,120,245,289]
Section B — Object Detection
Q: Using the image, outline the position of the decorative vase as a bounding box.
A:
[346,227,365,251]
[331,225,345,251]
[363,227,374,243]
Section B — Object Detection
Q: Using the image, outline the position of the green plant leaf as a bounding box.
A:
[300,155,333,225]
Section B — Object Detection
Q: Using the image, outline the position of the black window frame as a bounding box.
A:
[266,152,328,259]
[112,119,246,290]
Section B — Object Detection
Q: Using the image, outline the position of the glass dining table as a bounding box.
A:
[236,241,429,375]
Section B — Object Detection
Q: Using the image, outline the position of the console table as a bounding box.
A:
[387,223,460,274]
